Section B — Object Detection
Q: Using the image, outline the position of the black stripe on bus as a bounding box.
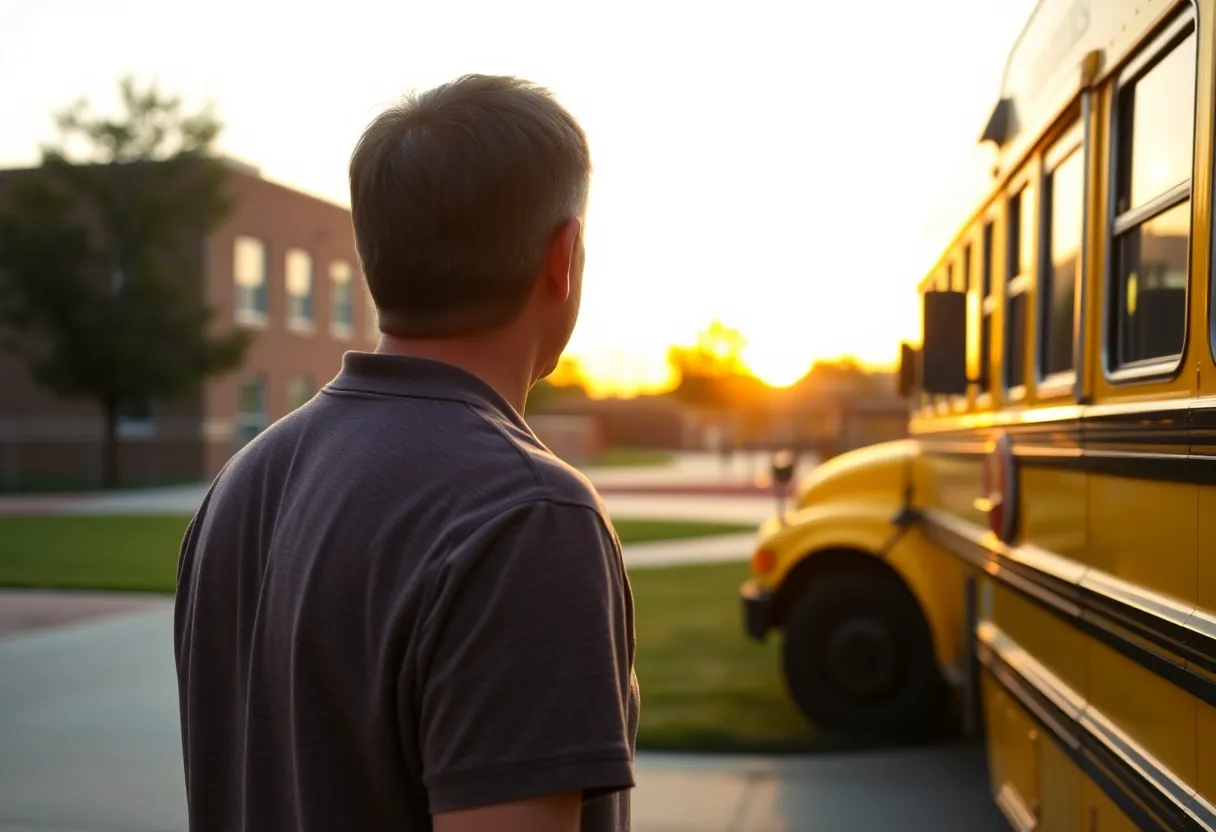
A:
[922,447,1211,486]
[978,637,1215,832]
[920,513,1216,709]
[917,404,1211,483]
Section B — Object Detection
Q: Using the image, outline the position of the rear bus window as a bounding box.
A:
[1110,24,1195,371]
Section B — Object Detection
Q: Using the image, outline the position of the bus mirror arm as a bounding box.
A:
[879,449,921,557]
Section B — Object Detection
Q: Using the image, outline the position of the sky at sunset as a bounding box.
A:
[1,0,1036,395]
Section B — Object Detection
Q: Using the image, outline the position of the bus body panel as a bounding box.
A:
[915,0,1215,825]
[745,440,965,674]
[741,0,1216,821]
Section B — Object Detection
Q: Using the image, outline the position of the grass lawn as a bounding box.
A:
[630,561,846,754]
[0,514,752,594]
[592,447,675,468]
[0,513,829,753]
[613,518,752,545]
[0,514,192,594]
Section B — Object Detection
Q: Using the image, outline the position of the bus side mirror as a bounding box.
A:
[897,342,919,399]
[921,291,969,396]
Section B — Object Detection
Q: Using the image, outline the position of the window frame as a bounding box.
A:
[934,263,955,415]
[285,248,315,333]
[233,235,268,327]
[1036,120,1086,398]
[117,399,155,439]
[235,374,269,449]
[977,219,997,408]
[949,254,972,413]
[959,239,977,410]
[287,374,315,411]
[1004,172,1035,402]
[1103,10,1197,384]
[329,260,354,339]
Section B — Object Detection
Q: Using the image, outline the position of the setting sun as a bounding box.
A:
[741,342,811,389]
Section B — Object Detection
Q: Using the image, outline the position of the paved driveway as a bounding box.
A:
[0,605,1005,832]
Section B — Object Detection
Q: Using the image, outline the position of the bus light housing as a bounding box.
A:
[752,548,776,575]
[979,431,1016,543]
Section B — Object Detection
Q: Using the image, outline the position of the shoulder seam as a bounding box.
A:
[485,494,608,525]
[461,401,548,495]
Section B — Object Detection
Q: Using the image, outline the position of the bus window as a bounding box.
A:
[1041,136,1084,379]
[1006,186,1033,391]
[962,244,973,293]
[1111,28,1195,370]
[980,223,995,392]
[962,242,975,390]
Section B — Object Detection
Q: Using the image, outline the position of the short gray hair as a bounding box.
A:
[349,74,591,338]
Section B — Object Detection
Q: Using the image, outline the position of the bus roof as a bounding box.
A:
[919,0,1185,291]
[982,0,1106,173]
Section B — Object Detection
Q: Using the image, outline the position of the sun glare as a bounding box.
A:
[741,342,811,389]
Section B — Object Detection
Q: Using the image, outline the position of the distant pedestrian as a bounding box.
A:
[719,421,735,475]
[174,75,638,832]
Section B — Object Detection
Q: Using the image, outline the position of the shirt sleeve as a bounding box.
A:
[415,498,637,814]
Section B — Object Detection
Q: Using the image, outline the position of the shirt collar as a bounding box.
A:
[325,351,528,430]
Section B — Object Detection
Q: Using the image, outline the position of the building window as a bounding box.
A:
[366,290,379,342]
[1111,24,1194,370]
[330,261,354,337]
[234,236,267,325]
[1005,186,1033,392]
[118,399,155,438]
[979,223,995,392]
[236,375,268,449]
[287,375,314,411]
[286,248,314,331]
[1040,131,1084,380]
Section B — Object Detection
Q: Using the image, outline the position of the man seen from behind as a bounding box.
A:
[174,74,639,832]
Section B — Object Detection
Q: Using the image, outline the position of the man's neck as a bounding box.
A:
[375,334,534,414]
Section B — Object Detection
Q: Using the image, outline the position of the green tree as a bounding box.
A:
[528,355,590,413]
[667,320,768,411]
[0,77,250,488]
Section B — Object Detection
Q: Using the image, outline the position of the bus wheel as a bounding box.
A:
[781,567,944,739]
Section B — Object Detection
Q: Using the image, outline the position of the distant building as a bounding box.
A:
[0,160,377,491]
[534,383,909,461]
[538,394,708,451]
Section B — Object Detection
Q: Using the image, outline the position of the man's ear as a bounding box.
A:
[543,217,582,302]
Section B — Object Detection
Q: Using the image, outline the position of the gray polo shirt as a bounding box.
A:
[174,352,639,831]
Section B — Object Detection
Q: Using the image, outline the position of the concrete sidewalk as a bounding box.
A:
[0,452,801,519]
[0,606,1003,832]
[582,451,784,488]
[0,484,780,529]
[625,532,756,568]
[633,746,1002,831]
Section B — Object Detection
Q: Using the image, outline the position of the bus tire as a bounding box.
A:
[781,566,945,740]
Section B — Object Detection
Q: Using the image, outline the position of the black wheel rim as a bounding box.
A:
[823,616,899,698]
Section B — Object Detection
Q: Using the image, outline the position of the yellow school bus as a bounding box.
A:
[742,0,1216,827]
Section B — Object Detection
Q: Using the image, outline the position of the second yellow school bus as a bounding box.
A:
[742,0,1216,827]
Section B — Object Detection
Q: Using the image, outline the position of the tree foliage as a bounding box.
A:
[528,355,590,413]
[0,76,250,487]
[667,319,768,411]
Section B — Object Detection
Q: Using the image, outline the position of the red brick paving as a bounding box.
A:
[0,590,168,638]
